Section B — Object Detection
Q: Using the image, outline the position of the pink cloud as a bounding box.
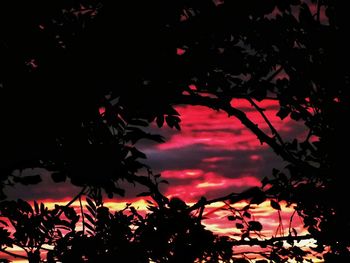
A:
[249,154,262,161]
[162,169,204,179]
[164,170,261,201]
[158,130,263,151]
[157,99,299,151]
[202,157,232,163]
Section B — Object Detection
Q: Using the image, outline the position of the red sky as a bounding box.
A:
[2,99,318,261]
[142,99,306,202]
[4,99,308,227]
[138,100,312,249]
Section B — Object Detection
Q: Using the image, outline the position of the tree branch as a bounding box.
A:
[265,66,284,82]
[189,192,237,212]
[57,186,87,217]
[246,97,285,146]
[176,94,317,172]
[189,187,269,214]
[128,174,168,207]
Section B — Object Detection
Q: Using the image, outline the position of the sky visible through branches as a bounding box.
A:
[2,99,317,262]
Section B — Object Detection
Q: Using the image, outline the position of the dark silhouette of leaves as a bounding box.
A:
[271,200,281,210]
[248,221,263,232]
[0,0,348,262]
[236,223,244,229]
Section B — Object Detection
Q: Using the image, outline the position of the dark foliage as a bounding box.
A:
[0,0,349,262]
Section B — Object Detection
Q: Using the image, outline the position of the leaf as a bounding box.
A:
[125,127,148,144]
[243,211,251,218]
[165,106,180,116]
[86,198,96,213]
[290,111,301,121]
[84,213,95,225]
[34,201,39,214]
[84,222,95,232]
[130,147,147,159]
[236,223,244,229]
[165,115,181,129]
[58,220,72,228]
[270,200,281,210]
[243,205,250,210]
[248,221,263,231]
[228,215,236,221]
[86,205,96,217]
[276,107,290,120]
[261,177,269,187]
[174,121,181,131]
[18,199,33,213]
[64,207,77,220]
[250,190,266,205]
[156,115,164,128]
[299,3,313,25]
[87,230,95,236]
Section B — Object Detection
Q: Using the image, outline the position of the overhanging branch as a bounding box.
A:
[176,94,317,172]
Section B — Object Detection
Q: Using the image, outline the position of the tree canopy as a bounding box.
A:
[0,0,349,262]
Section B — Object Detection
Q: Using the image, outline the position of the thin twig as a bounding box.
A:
[288,210,296,235]
[224,201,263,239]
[247,97,285,146]
[278,210,284,237]
[189,192,237,212]
[177,94,318,172]
[195,197,206,222]
[266,66,283,82]
[79,195,85,235]
[57,186,87,217]
[128,174,168,207]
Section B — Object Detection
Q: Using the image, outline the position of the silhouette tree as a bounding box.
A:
[0,0,348,262]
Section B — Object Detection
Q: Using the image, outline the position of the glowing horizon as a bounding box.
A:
[1,99,314,262]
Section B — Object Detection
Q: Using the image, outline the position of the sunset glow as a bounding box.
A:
[1,99,311,261]
[0,0,341,261]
